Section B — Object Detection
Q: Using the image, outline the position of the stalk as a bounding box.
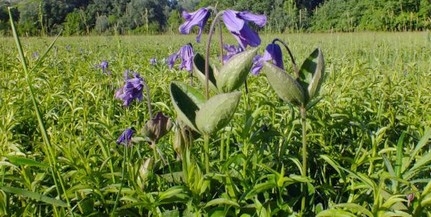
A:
[8,7,73,215]
[205,11,224,99]
[203,134,210,174]
[112,145,128,216]
[141,78,153,119]
[273,38,299,77]
[300,105,307,214]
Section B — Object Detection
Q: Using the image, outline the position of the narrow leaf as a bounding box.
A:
[7,156,48,168]
[204,198,240,208]
[0,186,67,207]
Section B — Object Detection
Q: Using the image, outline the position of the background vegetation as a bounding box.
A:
[0,0,430,36]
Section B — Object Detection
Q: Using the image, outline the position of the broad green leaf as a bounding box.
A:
[204,198,240,208]
[298,48,325,101]
[245,181,277,199]
[263,62,305,106]
[7,155,48,168]
[217,48,257,93]
[170,81,205,132]
[195,92,241,135]
[158,186,189,204]
[193,53,218,92]
[0,186,68,207]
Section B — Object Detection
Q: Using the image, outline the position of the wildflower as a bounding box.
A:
[150,58,157,65]
[222,44,244,63]
[166,44,194,72]
[116,127,135,146]
[115,70,144,106]
[222,10,267,49]
[99,60,110,74]
[251,43,283,75]
[179,8,211,43]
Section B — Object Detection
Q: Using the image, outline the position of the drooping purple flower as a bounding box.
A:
[99,61,110,74]
[166,44,194,72]
[150,58,157,65]
[179,8,211,43]
[116,127,135,146]
[222,10,267,49]
[115,70,144,106]
[251,43,283,75]
[222,44,244,63]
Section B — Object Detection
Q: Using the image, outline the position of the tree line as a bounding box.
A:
[0,0,430,36]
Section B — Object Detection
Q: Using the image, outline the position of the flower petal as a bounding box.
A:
[237,11,267,27]
[222,10,245,32]
[179,8,211,42]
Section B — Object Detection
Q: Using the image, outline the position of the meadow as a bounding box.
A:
[0,31,431,216]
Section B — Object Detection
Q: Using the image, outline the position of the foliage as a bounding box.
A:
[0,8,431,215]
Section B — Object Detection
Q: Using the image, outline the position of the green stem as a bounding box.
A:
[205,11,224,99]
[8,7,73,216]
[203,134,210,174]
[300,105,307,214]
[142,78,153,119]
[112,145,127,216]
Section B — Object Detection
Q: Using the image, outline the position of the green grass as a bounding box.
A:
[1,32,431,216]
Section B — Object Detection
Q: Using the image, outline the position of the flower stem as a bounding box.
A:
[273,38,299,77]
[205,11,224,99]
[300,105,307,213]
[203,134,210,174]
[142,78,153,119]
[112,145,127,216]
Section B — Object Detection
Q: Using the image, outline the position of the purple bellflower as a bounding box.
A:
[251,43,283,75]
[116,127,135,146]
[150,58,157,65]
[222,44,244,63]
[99,61,110,74]
[115,70,144,106]
[222,10,267,49]
[166,44,194,72]
[179,8,211,43]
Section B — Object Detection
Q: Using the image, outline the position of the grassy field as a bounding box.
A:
[0,32,430,216]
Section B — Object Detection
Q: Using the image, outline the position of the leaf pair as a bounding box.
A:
[263,48,324,107]
[170,81,241,135]
[193,48,258,93]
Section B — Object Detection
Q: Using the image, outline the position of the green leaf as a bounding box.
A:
[195,92,241,135]
[0,186,67,207]
[204,198,240,208]
[263,62,305,106]
[170,81,206,132]
[193,53,218,92]
[7,155,48,168]
[316,209,357,217]
[298,48,325,101]
[217,48,257,93]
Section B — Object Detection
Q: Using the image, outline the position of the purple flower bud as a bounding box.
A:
[150,58,157,65]
[251,43,283,75]
[98,61,110,74]
[179,8,211,43]
[116,127,135,146]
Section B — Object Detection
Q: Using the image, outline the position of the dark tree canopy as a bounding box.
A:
[0,0,429,36]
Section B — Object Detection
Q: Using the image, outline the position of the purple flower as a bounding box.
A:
[222,44,244,63]
[115,70,144,106]
[150,58,157,65]
[179,8,211,43]
[222,10,267,49]
[251,43,283,75]
[98,61,110,74]
[116,127,135,146]
[166,44,194,72]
